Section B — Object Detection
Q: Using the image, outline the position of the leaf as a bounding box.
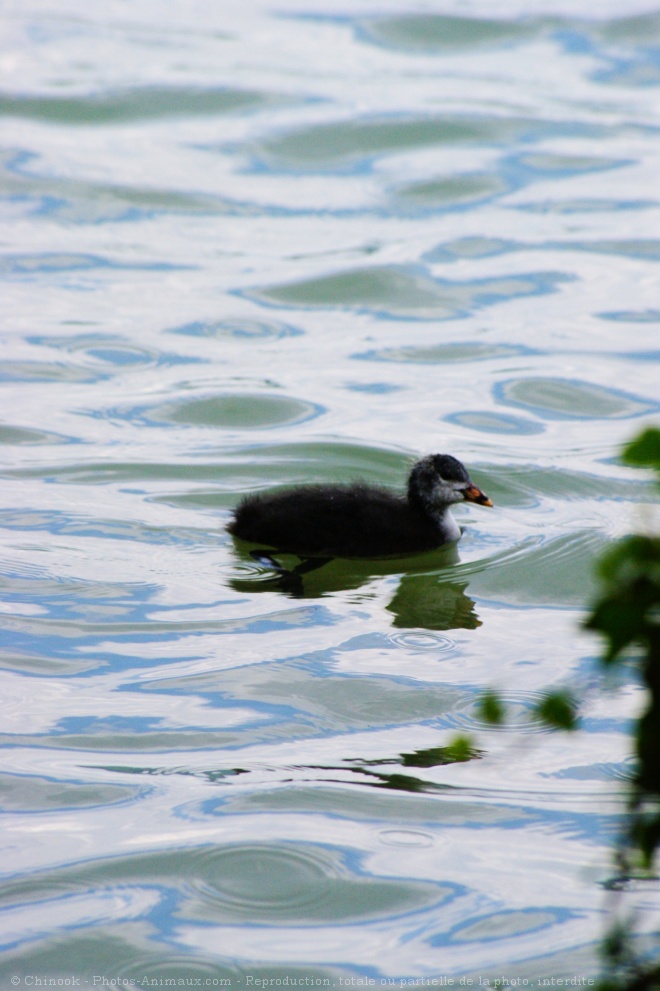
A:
[442,734,478,763]
[585,535,660,662]
[401,742,481,767]
[534,689,578,730]
[477,689,506,725]
[622,426,660,475]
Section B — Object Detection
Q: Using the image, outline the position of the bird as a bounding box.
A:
[227,453,492,559]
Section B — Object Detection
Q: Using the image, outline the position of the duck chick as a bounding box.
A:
[228,453,492,559]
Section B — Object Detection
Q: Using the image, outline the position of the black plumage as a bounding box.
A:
[228,454,492,559]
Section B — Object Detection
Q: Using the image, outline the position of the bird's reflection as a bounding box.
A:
[229,542,481,631]
[388,572,481,629]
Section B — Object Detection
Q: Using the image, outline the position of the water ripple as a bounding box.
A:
[2,0,655,978]
[0,86,279,124]
[496,376,658,420]
[250,265,570,320]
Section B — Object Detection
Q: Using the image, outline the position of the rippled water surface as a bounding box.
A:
[2,0,660,984]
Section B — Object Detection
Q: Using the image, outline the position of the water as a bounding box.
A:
[1,0,660,984]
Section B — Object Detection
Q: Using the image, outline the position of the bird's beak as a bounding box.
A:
[463,484,493,507]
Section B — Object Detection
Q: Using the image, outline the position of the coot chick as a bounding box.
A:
[228,454,492,559]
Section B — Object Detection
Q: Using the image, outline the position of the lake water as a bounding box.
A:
[1,0,660,985]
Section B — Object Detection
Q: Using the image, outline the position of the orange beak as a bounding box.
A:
[464,484,493,507]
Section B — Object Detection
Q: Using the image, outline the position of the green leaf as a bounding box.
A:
[401,742,481,767]
[443,734,477,762]
[632,812,660,869]
[534,689,578,730]
[477,689,506,725]
[622,426,660,475]
[584,535,660,662]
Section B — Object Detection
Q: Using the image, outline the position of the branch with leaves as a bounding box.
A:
[585,428,660,989]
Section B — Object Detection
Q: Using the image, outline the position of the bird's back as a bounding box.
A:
[228,482,442,557]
